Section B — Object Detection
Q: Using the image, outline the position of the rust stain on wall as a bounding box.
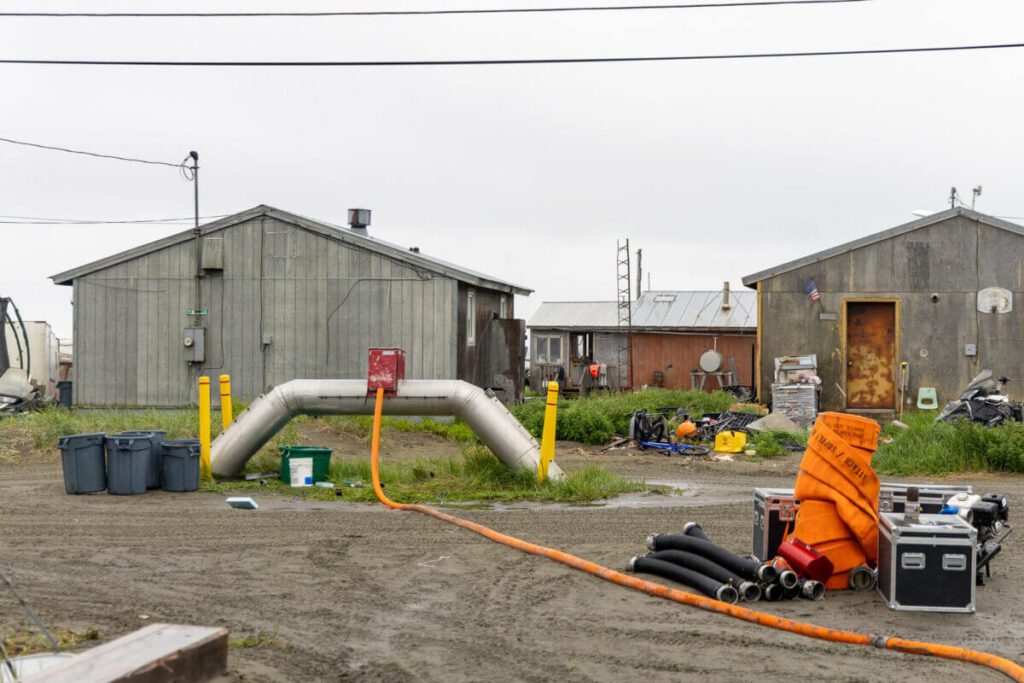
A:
[846,302,896,409]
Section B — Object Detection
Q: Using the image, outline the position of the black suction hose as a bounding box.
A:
[647,533,777,583]
[629,556,739,604]
[648,549,761,602]
[763,583,785,601]
[683,521,712,542]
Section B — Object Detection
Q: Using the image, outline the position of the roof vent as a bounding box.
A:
[348,208,371,236]
[653,294,676,303]
[721,281,732,311]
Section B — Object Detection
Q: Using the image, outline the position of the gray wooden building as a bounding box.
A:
[51,205,531,407]
[743,208,1024,415]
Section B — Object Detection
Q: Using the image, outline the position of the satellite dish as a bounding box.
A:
[699,350,723,373]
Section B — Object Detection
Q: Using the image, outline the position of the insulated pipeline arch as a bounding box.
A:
[210,379,562,480]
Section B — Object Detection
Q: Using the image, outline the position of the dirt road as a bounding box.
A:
[3,432,1024,681]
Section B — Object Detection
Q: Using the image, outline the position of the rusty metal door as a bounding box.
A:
[846,302,896,409]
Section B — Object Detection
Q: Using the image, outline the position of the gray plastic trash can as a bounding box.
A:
[57,433,106,494]
[56,380,73,409]
[105,435,149,495]
[161,439,201,492]
[116,430,167,489]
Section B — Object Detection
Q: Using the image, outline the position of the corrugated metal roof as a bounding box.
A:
[51,204,532,295]
[528,301,620,329]
[528,290,756,331]
[741,207,1024,287]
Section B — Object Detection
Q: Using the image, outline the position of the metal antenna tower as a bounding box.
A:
[616,239,633,389]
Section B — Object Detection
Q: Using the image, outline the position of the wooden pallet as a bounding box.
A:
[20,623,228,683]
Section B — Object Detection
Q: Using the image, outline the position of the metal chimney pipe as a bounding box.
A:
[721,281,732,310]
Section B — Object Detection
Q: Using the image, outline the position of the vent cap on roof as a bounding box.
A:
[348,208,371,236]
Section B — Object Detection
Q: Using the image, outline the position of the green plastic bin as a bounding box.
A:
[279,446,333,486]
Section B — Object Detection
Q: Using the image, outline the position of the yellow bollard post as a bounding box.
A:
[199,376,212,480]
[219,374,233,430]
[538,381,559,484]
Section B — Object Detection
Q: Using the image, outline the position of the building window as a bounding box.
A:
[467,289,476,346]
[570,332,593,362]
[499,295,508,319]
[535,335,563,364]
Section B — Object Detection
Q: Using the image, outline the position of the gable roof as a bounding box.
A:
[528,289,756,331]
[50,204,532,295]
[742,207,1024,287]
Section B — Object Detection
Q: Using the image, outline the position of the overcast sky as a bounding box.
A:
[2,0,1023,339]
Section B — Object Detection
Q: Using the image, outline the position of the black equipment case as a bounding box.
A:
[877,512,977,613]
[752,488,799,561]
[753,484,972,561]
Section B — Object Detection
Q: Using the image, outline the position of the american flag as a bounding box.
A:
[804,278,820,302]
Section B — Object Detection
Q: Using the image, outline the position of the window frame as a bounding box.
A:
[466,289,476,346]
[534,334,563,364]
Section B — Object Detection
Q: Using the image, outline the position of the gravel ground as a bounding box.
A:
[2,430,1024,682]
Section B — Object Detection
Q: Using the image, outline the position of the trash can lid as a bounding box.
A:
[56,432,105,445]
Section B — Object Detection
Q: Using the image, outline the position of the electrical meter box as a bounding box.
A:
[183,327,205,363]
[367,348,405,395]
[877,512,977,613]
[753,488,800,561]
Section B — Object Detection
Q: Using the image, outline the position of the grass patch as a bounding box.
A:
[747,429,808,458]
[313,415,476,444]
[0,406,296,470]
[1,627,100,656]
[510,388,738,445]
[874,412,1024,475]
[206,445,647,504]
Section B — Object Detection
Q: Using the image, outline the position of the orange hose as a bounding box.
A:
[368,388,1024,681]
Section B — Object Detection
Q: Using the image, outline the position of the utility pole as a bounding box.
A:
[186,151,202,327]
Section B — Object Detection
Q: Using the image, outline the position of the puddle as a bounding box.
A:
[443,481,747,513]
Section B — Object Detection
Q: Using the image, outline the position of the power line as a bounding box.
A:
[0,136,180,167]
[0,221,194,225]
[0,214,228,225]
[0,0,869,18]
[1,42,1022,67]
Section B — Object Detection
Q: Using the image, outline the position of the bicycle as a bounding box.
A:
[636,440,711,456]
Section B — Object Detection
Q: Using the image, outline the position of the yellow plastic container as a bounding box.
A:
[714,430,747,453]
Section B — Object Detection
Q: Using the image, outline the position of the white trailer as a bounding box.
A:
[4,321,60,399]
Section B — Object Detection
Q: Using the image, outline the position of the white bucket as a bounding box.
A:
[289,457,313,487]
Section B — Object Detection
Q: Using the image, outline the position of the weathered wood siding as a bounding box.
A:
[72,216,458,406]
[631,332,755,390]
[756,215,1024,410]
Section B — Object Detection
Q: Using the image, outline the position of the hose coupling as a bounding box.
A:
[800,580,825,600]
[756,563,779,583]
[716,584,740,605]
